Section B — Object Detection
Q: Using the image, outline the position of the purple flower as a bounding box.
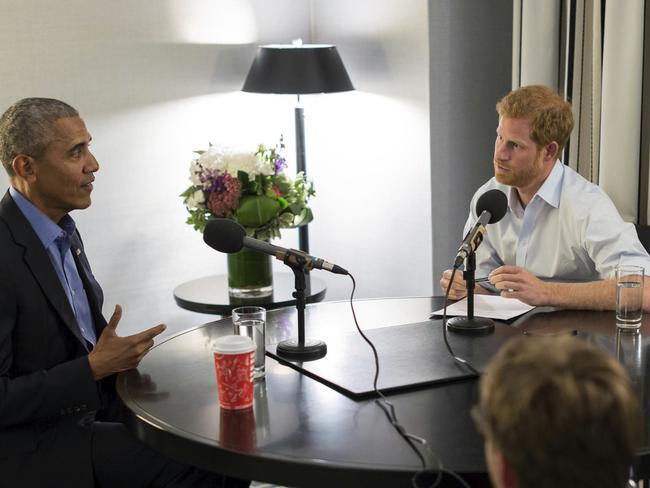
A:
[200,169,227,193]
[274,156,287,174]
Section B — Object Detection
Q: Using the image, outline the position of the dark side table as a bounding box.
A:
[173,273,327,315]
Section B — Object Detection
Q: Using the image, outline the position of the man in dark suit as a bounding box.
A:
[0,98,249,487]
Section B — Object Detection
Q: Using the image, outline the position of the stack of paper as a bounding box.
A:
[431,294,535,321]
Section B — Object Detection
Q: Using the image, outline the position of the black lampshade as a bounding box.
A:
[242,44,354,95]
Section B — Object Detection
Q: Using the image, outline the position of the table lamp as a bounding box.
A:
[242,39,354,253]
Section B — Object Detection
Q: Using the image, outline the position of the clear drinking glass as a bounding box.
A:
[232,306,266,380]
[616,265,644,330]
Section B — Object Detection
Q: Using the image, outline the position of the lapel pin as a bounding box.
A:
[75,248,81,256]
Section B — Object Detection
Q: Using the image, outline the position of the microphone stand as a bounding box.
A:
[276,250,327,361]
[447,251,495,335]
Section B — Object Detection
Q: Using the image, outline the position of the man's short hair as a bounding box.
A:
[0,97,79,176]
[474,335,640,488]
[496,85,574,154]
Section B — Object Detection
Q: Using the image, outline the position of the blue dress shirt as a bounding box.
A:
[463,161,650,281]
[9,187,97,347]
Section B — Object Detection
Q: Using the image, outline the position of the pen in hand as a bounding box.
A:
[476,275,514,293]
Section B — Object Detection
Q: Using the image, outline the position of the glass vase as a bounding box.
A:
[227,247,273,298]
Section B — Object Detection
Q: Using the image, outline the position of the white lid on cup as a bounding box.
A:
[212,335,255,354]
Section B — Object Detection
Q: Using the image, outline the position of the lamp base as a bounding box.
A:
[447,316,495,335]
[276,339,327,361]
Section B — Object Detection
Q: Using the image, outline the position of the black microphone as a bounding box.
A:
[453,189,508,268]
[203,218,349,275]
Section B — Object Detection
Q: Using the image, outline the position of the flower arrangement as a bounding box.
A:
[181,138,315,241]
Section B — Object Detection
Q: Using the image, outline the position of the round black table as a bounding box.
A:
[117,297,650,487]
[173,273,327,314]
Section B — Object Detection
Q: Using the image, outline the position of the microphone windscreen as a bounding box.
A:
[203,218,245,253]
[476,189,508,224]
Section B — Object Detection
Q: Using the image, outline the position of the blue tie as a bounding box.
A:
[55,232,97,346]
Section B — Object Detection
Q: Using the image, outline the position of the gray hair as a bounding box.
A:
[0,97,79,176]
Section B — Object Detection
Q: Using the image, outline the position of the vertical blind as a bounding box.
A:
[514,0,649,223]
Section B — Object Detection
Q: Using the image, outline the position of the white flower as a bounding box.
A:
[185,189,206,209]
[193,144,276,180]
[254,153,276,176]
[224,151,274,178]
[198,146,227,171]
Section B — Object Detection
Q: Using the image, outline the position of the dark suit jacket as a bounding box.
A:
[0,190,112,487]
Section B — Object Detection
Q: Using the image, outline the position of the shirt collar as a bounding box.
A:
[507,160,564,215]
[534,160,564,208]
[9,187,76,248]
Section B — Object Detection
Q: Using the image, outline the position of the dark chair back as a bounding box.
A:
[635,224,650,253]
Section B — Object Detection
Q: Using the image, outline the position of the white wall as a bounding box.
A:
[0,0,431,336]
[307,0,432,300]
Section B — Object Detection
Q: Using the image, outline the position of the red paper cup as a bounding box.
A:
[213,335,255,410]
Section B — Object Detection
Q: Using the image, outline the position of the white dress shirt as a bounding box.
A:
[464,160,650,281]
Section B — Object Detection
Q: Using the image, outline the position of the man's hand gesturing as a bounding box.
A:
[88,304,166,380]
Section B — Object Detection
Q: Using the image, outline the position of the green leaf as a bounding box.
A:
[185,209,210,232]
[235,195,281,227]
[180,186,198,198]
[277,196,289,209]
[237,170,250,187]
[293,207,313,227]
[288,202,304,214]
[254,174,266,195]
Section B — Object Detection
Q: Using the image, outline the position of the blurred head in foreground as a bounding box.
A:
[474,335,640,488]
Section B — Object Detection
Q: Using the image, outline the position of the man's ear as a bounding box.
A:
[487,442,519,488]
[500,454,518,488]
[543,141,559,162]
[12,154,37,182]
[495,450,519,488]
